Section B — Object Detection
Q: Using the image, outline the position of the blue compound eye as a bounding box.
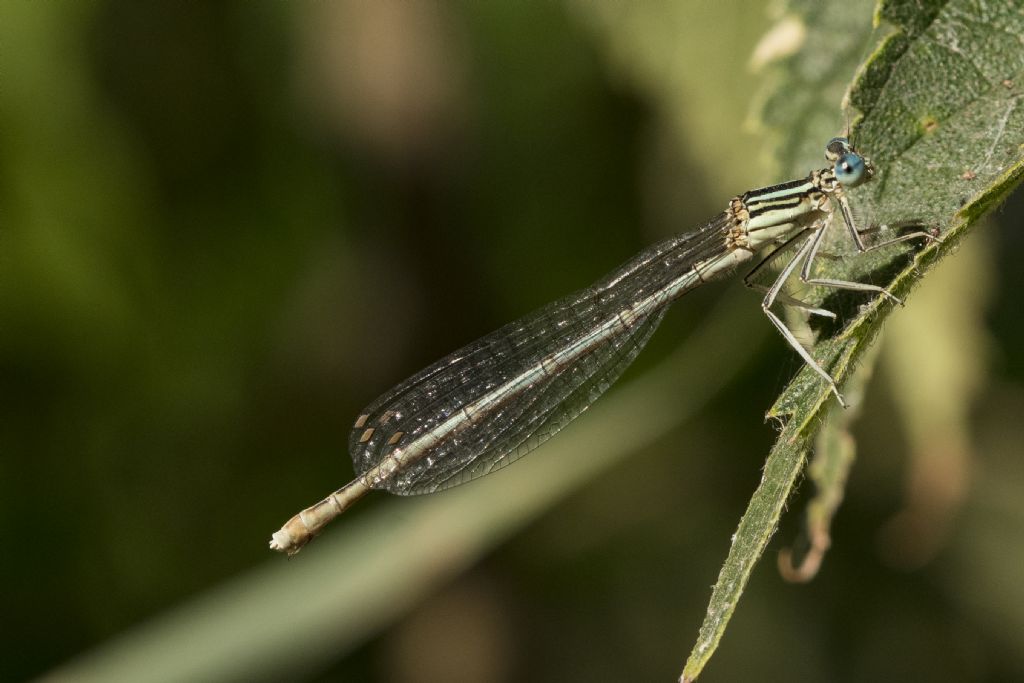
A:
[834,152,867,187]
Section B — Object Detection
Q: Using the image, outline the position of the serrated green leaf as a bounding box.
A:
[683,0,1024,679]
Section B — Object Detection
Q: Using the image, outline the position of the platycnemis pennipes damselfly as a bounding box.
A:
[270,137,936,554]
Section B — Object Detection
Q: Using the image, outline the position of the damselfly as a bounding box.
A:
[270,137,935,555]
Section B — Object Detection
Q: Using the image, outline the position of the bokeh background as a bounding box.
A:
[4,2,1024,682]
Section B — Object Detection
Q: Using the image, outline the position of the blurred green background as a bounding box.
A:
[4,1,1024,682]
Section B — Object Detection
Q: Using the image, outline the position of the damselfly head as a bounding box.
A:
[834,151,871,187]
[825,137,873,188]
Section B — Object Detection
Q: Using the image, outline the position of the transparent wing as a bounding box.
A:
[349,215,731,495]
[420,305,668,492]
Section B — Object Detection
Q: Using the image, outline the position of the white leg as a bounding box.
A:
[802,196,942,304]
[761,223,847,407]
[744,230,836,318]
